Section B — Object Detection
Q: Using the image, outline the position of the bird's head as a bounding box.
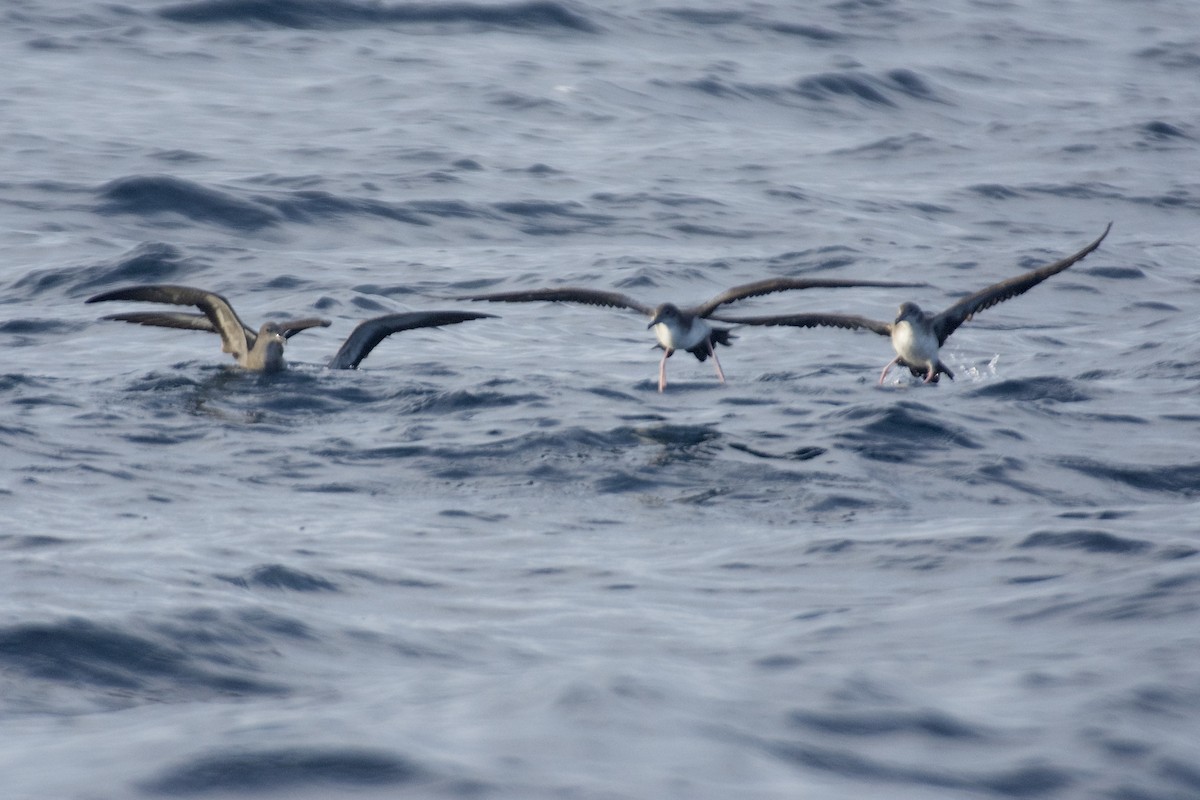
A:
[647,303,682,329]
[253,322,288,372]
[260,322,287,344]
[894,302,924,324]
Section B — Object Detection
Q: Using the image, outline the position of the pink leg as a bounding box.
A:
[658,351,669,393]
[878,356,900,385]
[708,340,726,384]
[923,365,938,383]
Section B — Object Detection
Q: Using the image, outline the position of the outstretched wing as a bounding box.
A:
[274,318,331,339]
[694,277,923,318]
[97,312,327,345]
[458,287,653,316]
[87,284,252,360]
[712,312,893,337]
[100,310,227,334]
[931,223,1111,345]
[328,310,496,370]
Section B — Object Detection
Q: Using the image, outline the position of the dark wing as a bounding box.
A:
[711,312,894,337]
[99,310,228,335]
[87,284,251,360]
[328,310,496,370]
[457,287,653,316]
[692,277,924,318]
[96,311,327,347]
[274,318,331,339]
[930,223,1111,345]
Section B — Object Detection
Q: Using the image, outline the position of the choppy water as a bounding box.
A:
[3,1,1200,798]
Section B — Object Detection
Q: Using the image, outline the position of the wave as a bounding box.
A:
[829,401,983,462]
[965,180,1200,211]
[139,747,427,795]
[656,67,949,111]
[98,175,280,231]
[93,174,620,237]
[970,376,1091,403]
[217,563,340,591]
[1059,457,1200,497]
[158,0,597,33]
[267,189,430,227]
[12,241,200,300]
[788,708,992,740]
[654,8,848,42]
[0,616,290,704]
[744,732,1072,796]
[0,318,81,336]
[1017,529,1153,554]
[796,68,943,105]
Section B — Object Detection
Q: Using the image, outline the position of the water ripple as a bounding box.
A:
[218,564,340,592]
[970,376,1091,403]
[788,708,993,740]
[1017,529,1154,554]
[1059,457,1200,497]
[753,734,1073,796]
[831,400,982,462]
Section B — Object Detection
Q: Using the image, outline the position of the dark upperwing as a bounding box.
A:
[930,223,1111,345]
[328,310,496,370]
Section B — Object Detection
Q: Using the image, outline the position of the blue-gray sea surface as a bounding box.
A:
[2,1,1199,798]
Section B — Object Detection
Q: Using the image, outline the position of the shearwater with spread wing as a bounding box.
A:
[87,284,496,371]
[459,276,920,391]
[712,224,1111,384]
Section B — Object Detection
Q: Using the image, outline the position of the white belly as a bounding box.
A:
[653,316,710,352]
[891,320,939,369]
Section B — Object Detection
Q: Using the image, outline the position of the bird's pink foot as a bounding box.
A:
[709,341,726,384]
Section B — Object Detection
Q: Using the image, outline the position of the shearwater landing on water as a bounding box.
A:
[712,224,1112,385]
[458,276,921,392]
[87,284,329,373]
[87,284,496,371]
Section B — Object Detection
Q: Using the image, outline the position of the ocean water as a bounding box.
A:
[2,1,1200,797]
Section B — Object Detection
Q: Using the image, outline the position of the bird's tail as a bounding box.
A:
[687,327,734,362]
